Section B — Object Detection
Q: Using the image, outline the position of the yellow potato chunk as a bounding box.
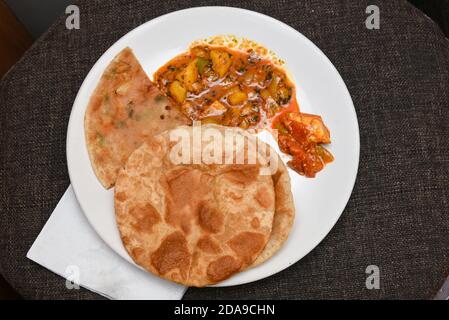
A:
[278,87,290,101]
[169,80,187,103]
[176,59,198,91]
[243,70,255,84]
[268,75,280,96]
[210,50,232,78]
[260,89,271,100]
[228,89,248,106]
[202,101,227,118]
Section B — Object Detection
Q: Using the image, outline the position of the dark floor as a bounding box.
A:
[0,0,448,300]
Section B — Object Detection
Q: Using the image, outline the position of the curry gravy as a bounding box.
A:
[154,44,298,129]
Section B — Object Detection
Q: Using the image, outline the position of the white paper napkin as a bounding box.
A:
[26,185,187,300]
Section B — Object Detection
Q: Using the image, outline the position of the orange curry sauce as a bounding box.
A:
[154,44,333,177]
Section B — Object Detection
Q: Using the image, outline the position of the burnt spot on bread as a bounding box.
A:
[131,247,144,261]
[165,168,211,234]
[227,231,266,264]
[222,164,260,185]
[115,191,127,202]
[251,217,260,229]
[121,235,130,246]
[206,255,242,283]
[151,231,190,280]
[254,187,273,209]
[130,203,161,233]
[198,204,223,234]
[197,235,222,254]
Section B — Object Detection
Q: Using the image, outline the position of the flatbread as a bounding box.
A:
[115,125,276,286]
[85,47,190,188]
[214,128,295,266]
[252,156,295,266]
[206,127,294,267]
[209,126,295,267]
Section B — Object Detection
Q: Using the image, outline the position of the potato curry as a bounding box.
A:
[154,41,333,177]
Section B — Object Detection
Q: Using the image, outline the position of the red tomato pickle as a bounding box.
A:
[274,112,333,177]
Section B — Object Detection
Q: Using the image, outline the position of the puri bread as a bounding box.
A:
[216,127,294,267]
[115,124,276,286]
[252,156,294,266]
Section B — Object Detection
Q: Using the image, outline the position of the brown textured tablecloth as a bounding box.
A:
[1,0,449,300]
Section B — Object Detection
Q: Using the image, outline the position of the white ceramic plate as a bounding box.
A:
[67,7,359,287]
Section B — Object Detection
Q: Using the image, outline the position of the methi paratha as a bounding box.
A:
[85,47,189,188]
[115,125,276,286]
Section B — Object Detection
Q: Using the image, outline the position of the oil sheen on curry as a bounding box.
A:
[154,36,333,177]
